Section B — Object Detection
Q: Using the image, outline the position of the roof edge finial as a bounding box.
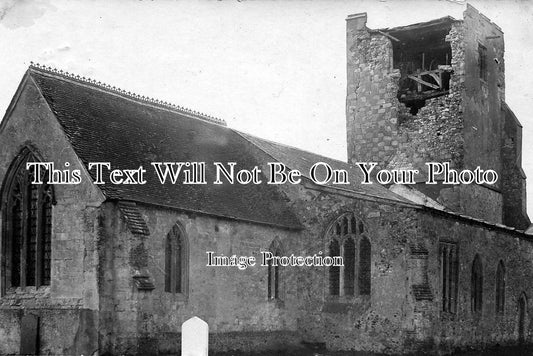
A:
[28,61,227,126]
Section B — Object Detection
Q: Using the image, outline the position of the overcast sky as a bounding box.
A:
[1,0,532,218]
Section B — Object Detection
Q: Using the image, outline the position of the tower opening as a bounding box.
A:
[381,17,456,113]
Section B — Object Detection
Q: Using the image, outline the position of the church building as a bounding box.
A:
[0,4,531,355]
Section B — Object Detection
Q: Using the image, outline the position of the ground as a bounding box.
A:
[211,344,533,356]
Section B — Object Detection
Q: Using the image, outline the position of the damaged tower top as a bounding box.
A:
[382,16,457,112]
[345,5,529,229]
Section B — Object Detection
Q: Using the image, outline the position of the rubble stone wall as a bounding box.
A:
[417,210,533,353]
[0,77,103,355]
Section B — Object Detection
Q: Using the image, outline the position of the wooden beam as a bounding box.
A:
[407,75,440,90]
[426,72,442,87]
[377,30,400,42]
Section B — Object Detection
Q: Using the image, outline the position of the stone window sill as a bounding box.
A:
[472,311,483,322]
[164,292,188,303]
[267,298,284,308]
[325,294,370,303]
[440,311,457,321]
[323,295,370,313]
[3,286,50,297]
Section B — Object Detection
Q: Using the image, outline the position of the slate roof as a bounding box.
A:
[24,65,411,230]
[238,132,412,203]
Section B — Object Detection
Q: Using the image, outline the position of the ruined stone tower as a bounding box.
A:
[346,5,529,229]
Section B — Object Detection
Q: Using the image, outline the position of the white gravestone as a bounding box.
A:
[182,316,209,356]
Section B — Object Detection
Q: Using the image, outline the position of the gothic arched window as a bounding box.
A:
[2,148,53,291]
[495,260,505,315]
[165,223,188,295]
[326,212,370,297]
[471,254,483,314]
[267,238,283,300]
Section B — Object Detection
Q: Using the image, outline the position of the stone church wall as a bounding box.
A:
[98,201,302,355]
[280,181,533,354]
[98,186,428,354]
[0,78,103,354]
[409,211,533,353]
[277,182,418,352]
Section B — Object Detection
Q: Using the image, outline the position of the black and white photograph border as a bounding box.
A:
[1,0,533,355]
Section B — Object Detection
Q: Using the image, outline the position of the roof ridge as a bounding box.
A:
[28,62,227,126]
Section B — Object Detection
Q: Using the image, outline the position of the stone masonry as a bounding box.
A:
[0,5,531,355]
[346,5,527,226]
